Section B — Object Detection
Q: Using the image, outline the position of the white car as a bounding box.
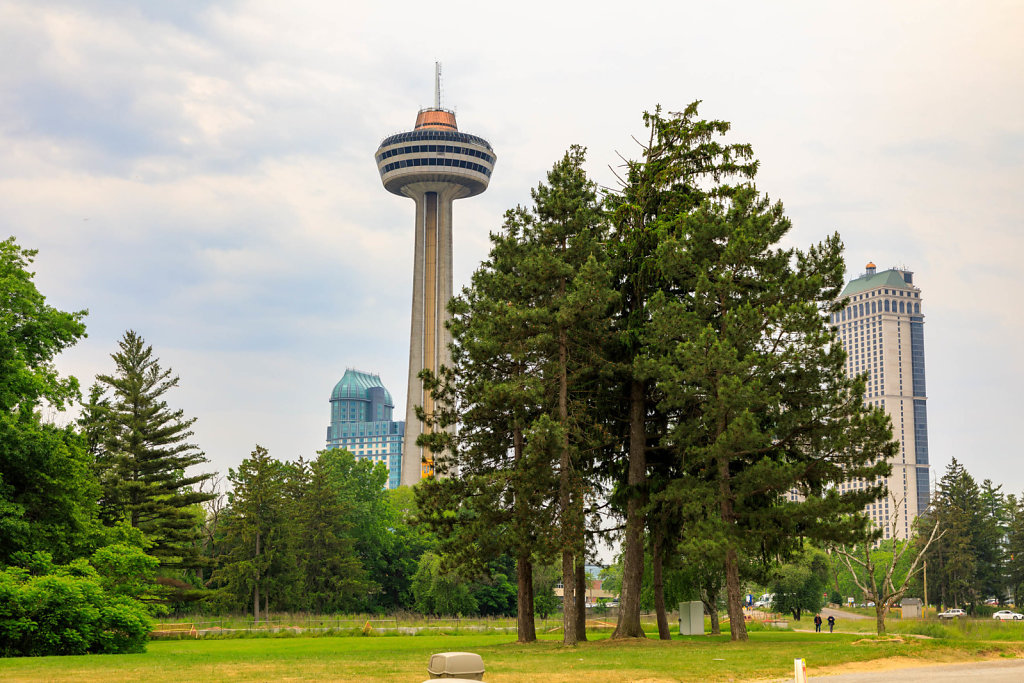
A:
[938,608,966,619]
[992,610,1023,621]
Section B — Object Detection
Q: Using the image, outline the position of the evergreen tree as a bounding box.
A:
[94,331,214,568]
[639,110,894,640]
[605,105,759,639]
[416,204,560,643]
[214,445,286,623]
[921,458,984,608]
[1005,494,1024,604]
[288,455,368,612]
[977,479,1008,602]
[417,147,614,643]
[518,146,615,644]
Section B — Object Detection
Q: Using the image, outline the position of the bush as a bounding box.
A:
[0,551,153,656]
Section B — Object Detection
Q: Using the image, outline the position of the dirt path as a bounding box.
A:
[821,606,872,621]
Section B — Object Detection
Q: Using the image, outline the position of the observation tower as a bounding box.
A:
[375,64,496,486]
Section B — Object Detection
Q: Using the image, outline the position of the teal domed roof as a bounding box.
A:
[330,369,394,405]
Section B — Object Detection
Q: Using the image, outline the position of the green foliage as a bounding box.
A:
[0,237,87,416]
[91,331,214,568]
[213,445,288,619]
[0,238,96,565]
[211,447,424,617]
[0,549,154,656]
[769,548,828,620]
[411,552,477,616]
[919,458,1000,608]
[415,147,615,640]
[287,455,369,612]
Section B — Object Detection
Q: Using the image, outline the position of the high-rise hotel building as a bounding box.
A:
[831,263,930,539]
[326,369,405,489]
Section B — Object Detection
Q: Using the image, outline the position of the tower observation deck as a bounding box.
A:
[375,64,495,486]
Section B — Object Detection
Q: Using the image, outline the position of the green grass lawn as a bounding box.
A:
[2,628,1022,682]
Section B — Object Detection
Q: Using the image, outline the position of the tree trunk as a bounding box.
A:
[875,604,887,635]
[717,450,747,642]
[254,529,261,625]
[652,532,671,640]
[723,547,746,640]
[706,591,721,635]
[575,561,588,641]
[558,326,577,646]
[512,424,536,643]
[613,379,648,639]
[516,553,537,643]
[700,581,721,635]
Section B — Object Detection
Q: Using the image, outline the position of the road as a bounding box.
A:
[820,606,872,621]
[808,659,1024,681]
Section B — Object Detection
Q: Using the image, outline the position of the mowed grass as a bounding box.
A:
[1,628,1022,682]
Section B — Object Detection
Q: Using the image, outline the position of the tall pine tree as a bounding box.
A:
[94,330,213,568]
[606,104,759,639]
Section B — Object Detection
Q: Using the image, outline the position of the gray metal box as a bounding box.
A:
[678,600,705,635]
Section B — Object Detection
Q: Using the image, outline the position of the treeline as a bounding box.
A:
[204,445,435,619]
[413,104,895,644]
[0,234,535,656]
[917,458,1024,609]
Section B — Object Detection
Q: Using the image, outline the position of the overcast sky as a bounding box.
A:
[3,1,1022,498]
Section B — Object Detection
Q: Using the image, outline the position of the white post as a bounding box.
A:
[794,658,807,683]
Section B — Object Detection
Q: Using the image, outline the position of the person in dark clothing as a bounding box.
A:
[827,614,836,633]
[814,614,822,632]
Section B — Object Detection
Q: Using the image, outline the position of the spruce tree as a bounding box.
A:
[95,330,213,568]
[214,445,285,623]
[922,458,983,608]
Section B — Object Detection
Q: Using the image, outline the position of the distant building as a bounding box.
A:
[326,369,405,489]
[831,262,930,539]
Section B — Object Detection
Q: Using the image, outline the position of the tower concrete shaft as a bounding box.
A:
[375,82,495,486]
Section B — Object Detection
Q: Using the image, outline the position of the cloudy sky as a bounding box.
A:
[3,1,1022,497]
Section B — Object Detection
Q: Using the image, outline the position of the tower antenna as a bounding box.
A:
[434,61,441,109]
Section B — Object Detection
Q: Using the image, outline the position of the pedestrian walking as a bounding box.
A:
[827,615,836,633]
[814,614,822,633]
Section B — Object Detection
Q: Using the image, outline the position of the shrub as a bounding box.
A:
[0,551,153,656]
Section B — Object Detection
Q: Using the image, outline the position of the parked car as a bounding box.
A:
[938,608,966,619]
[992,610,1023,621]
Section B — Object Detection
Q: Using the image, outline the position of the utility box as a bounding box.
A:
[901,598,923,619]
[678,601,705,635]
[427,652,485,680]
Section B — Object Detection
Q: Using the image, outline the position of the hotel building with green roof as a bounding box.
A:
[831,263,930,540]
[326,369,405,489]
